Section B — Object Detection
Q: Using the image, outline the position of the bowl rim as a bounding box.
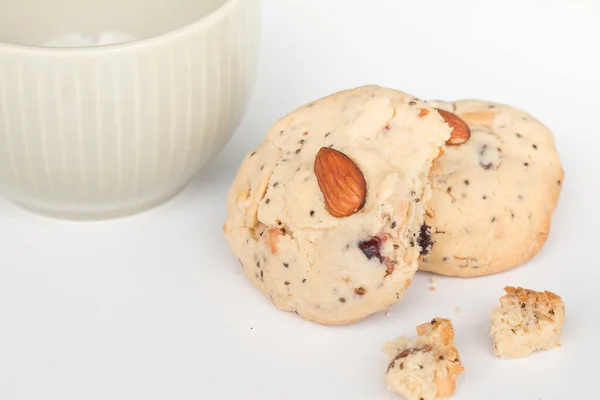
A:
[0,0,250,55]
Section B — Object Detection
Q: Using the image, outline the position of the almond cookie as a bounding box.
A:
[490,286,565,359]
[385,318,464,400]
[419,100,564,277]
[223,86,451,325]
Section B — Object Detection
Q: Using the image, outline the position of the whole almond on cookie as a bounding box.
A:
[436,109,471,145]
[314,147,367,218]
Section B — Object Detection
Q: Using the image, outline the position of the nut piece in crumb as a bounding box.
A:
[385,318,464,400]
[265,227,282,254]
[436,109,470,145]
[418,108,430,118]
[490,286,565,359]
[314,147,367,218]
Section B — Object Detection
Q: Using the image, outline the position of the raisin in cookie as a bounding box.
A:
[419,100,564,277]
[223,86,451,325]
[490,286,565,359]
[385,318,464,400]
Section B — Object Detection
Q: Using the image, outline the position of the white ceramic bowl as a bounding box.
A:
[0,0,260,220]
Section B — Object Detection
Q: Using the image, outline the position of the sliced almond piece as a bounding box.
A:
[435,375,458,398]
[447,360,465,374]
[459,110,496,127]
[426,207,436,219]
[265,227,282,254]
[314,147,367,218]
[235,188,250,212]
[436,109,471,145]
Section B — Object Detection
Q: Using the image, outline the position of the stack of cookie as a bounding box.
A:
[222,85,564,399]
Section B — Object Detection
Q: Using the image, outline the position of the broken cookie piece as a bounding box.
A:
[385,318,464,400]
[490,286,565,359]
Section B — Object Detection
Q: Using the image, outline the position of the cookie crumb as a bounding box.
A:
[454,307,461,315]
[430,276,438,284]
[490,286,565,359]
[428,286,436,291]
[385,318,464,399]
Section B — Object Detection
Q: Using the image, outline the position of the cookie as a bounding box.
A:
[223,86,451,325]
[419,100,564,277]
[490,286,565,359]
[385,318,464,400]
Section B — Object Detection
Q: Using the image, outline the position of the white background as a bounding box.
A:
[1,0,599,399]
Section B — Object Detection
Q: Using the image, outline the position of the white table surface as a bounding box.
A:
[1,1,599,399]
